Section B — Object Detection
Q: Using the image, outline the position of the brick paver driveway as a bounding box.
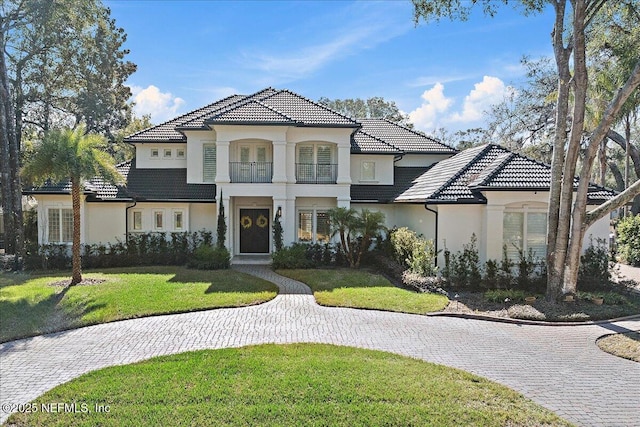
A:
[1,266,639,426]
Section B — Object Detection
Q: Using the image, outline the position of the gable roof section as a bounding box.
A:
[25,159,216,202]
[351,129,403,154]
[357,118,456,154]
[395,144,617,204]
[125,94,247,142]
[204,100,297,125]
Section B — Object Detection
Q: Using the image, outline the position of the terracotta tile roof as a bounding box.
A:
[357,118,456,153]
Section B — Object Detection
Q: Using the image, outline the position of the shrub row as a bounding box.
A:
[23,230,228,270]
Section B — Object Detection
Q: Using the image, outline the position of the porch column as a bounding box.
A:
[272,140,287,183]
[216,140,230,183]
[336,145,351,184]
[286,142,296,183]
[337,197,350,209]
[284,198,296,245]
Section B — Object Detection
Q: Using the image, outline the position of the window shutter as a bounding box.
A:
[203,145,216,182]
[317,145,332,164]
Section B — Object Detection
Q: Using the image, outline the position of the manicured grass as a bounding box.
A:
[0,266,277,342]
[597,331,640,362]
[277,268,448,314]
[7,344,572,427]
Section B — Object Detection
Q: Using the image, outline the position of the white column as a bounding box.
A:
[336,145,351,185]
[337,197,350,209]
[216,140,230,183]
[284,198,296,245]
[286,143,296,183]
[272,140,287,183]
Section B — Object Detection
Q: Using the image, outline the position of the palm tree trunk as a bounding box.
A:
[71,178,82,285]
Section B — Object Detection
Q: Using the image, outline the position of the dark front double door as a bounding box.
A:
[239,209,270,253]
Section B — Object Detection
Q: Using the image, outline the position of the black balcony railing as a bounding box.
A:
[230,162,273,183]
[295,163,337,184]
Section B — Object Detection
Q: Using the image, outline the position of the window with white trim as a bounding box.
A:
[48,208,73,243]
[503,211,547,262]
[203,144,216,182]
[361,161,376,181]
[132,211,143,231]
[176,148,185,158]
[150,148,159,158]
[164,148,172,158]
[298,209,330,243]
[174,211,184,230]
[154,211,164,230]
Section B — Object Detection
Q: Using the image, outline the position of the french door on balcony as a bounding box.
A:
[232,144,272,183]
[296,144,336,184]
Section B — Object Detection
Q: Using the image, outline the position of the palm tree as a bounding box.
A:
[22,126,123,285]
[354,209,386,268]
[328,207,386,268]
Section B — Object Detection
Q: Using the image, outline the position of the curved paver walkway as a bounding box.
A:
[1,265,639,427]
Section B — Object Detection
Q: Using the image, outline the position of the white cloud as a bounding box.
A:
[408,83,454,130]
[449,76,508,123]
[131,85,185,123]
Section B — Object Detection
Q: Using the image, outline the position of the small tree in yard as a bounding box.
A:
[328,207,386,268]
[22,126,123,285]
[216,191,226,249]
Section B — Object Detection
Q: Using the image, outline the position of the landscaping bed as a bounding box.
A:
[597,331,640,362]
[440,290,640,322]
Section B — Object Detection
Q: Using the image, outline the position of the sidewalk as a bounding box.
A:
[613,263,640,294]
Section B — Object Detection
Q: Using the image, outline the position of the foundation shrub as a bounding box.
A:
[187,244,230,270]
[578,238,611,291]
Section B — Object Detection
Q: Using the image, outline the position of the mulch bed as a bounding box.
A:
[49,278,107,287]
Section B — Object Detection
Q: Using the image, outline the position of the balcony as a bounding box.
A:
[296,163,337,184]
[230,162,273,183]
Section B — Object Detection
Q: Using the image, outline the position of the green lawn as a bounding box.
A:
[277,268,448,314]
[0,266,277,342]
[6,344,572,427]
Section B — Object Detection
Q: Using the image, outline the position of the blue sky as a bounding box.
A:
[106,0,555,133]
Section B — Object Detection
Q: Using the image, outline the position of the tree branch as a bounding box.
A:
[585,178,640,227]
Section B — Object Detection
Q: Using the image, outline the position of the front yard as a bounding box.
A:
[277,268,449,314]
[0,266,277,343]
[6,344,572,427]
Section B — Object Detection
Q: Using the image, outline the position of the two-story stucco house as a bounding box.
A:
[26,88,614,265]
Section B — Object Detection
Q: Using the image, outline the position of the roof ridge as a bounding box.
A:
[430,144,494,200]
[126,94,244,139]
[380,117,456,151]
[263,89,361,125]
[183,88,278,127]
[470,147,514,187]
[253,99,297,122]
[355,128,404,153]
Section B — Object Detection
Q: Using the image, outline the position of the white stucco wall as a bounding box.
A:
[190,203,216,233]
[134,143,188,169]
[85,203,126,244]
[437,204,485,264]
[350,203,436,242]
[350,154,394,185]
